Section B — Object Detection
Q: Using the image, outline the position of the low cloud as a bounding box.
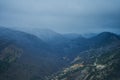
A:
[0,0,120,33]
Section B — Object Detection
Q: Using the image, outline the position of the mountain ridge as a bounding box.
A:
[0,26,120,80]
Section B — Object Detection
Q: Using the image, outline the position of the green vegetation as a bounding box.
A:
[0,61,9,73]
[50,44,120,80]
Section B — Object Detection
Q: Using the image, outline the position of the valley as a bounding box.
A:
[0,27,120,80]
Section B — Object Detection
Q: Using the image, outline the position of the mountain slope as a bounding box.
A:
[50,42,120,80]
[60,32,120,59]
[0,27,120,80]
[19,28,69,45]
[48,32,120,80]
[0,27,66,80]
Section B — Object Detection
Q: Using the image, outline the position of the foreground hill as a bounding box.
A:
[50,39,120,80]
[48,32,120,80]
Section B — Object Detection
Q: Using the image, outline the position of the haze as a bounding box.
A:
[0,0,120,33]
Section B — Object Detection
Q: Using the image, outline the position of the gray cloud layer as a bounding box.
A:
[0,0,120,33]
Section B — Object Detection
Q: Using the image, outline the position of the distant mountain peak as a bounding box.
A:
[98,32,117,36]
[95,32,120,40]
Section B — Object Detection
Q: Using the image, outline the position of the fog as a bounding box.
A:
[0,0,120,33]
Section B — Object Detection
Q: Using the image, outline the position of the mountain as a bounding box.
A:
[44,31,120,74]
[89,32,120,46]
[63,33,82,40]
[0,27,51,54]
[0,27,66,80]
[82,33,97,38]
[19,28,69,45]
[50,37,120,80]
[0,27,120,80]
[60,32,120,59]
[73,32,120,47]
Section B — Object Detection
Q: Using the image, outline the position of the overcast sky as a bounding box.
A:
[0,0,120,33]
